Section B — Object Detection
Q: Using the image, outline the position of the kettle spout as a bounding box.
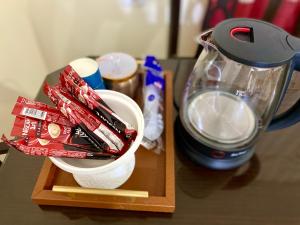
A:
[196,30,218,51]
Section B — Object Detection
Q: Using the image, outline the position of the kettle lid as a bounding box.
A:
[212,18,295,68]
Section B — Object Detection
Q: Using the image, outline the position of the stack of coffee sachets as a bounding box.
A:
[2,65,137,160]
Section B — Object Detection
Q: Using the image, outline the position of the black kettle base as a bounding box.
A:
[175,117,255,170]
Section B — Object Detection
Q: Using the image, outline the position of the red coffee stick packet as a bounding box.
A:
[60,67,137,141]
[10,116,95,150]
[11,116,72,141]
[11,97,100,150]
[44,84,129,155]
[63,65,112,109]
[2,135,115,160]
[12,96,73,127]
[59,88,133,155]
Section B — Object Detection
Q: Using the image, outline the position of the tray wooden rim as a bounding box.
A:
[31,70,175,213]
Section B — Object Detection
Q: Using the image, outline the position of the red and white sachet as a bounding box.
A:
[63,65,112,110]
[2,135,115,160]
[12,96,73,127]
[61,66,137,141]
[10,116,95,150]
[44,84,132,155]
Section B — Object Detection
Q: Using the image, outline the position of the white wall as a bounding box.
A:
[27,0,170,71]
[177,0,208,57]
[0,0,48,136]
[0,0,170,136]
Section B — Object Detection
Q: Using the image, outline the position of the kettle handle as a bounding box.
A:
[268,99,300,131]
[268,35,300,131]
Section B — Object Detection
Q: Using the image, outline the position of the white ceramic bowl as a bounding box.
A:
[49,90,144,189]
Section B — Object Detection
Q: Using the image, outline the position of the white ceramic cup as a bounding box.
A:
[69,58,105,89]
[49,90,144,189]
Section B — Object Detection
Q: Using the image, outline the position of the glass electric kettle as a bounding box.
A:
[179,18,300,169]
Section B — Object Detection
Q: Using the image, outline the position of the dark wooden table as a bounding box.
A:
[1,59,300,225]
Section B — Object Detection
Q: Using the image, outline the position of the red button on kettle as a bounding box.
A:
[230,27,253,42]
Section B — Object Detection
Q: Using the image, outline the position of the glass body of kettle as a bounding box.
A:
[180,30,290,151]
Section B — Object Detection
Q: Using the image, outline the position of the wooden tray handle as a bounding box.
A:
[52,185,149,198]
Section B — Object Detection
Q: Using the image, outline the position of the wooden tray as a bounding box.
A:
[31,71,175,213]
